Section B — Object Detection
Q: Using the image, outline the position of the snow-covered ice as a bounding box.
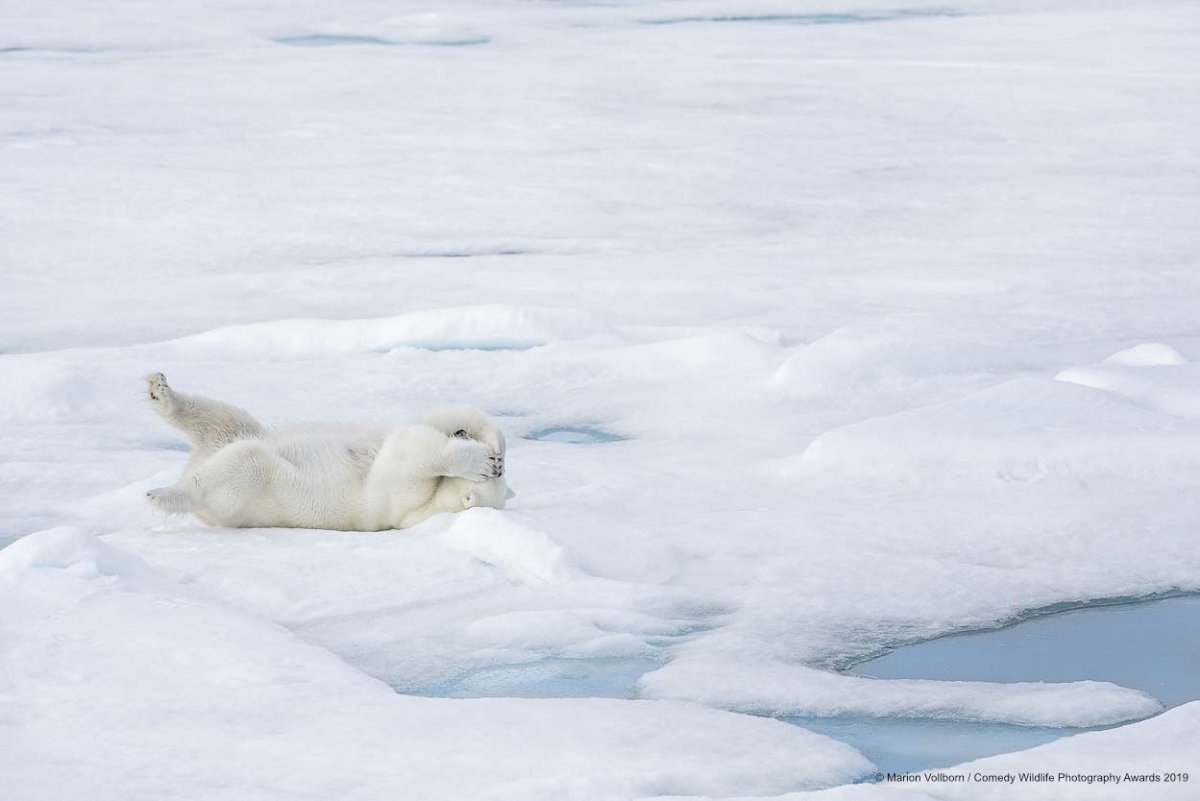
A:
[3,0,1200,797]
[638,659,1162,728]
[0,527,870,800]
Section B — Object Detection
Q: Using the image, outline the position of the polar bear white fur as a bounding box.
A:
[143,372,511,530]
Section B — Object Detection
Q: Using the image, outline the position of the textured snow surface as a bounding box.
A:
[0,528,870,801]
[3,0,1200,797]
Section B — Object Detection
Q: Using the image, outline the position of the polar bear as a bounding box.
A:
[143,372,511,530]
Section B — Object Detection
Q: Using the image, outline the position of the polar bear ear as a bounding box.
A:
[505,487,517,500]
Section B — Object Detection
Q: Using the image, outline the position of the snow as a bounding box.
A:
[1057,348,1200,419]
[1102,343,1186,368]
[440,509,572,583]
[155,305,615,359]
[794,375,1200,482]
[0,527,871,800]
[3,0,1200,796]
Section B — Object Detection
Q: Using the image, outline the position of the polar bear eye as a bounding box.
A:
[452,429,471,439]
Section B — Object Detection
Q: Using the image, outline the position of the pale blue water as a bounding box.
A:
[850,594,1200,708]
[1,45,109,55]
[412,595,1198,779]
[274,34,396,47]
[525,426,626,444]
[410,342,534,352]
[784,716,1082,776]
[437,657,659,699]
[273,34,489,48]
[798,594,1200,775]
[643,9,965,26]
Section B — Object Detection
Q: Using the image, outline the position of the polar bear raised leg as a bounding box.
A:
[145,372,270,520]
[145,372,264,455]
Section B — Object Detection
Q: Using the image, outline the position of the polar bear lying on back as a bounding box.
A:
[143,373,511,530]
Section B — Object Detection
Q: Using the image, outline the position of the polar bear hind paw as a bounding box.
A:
[146,485,197,515]
[145,372,175,411]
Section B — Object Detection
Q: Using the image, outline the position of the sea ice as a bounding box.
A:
[3,0,1200,796]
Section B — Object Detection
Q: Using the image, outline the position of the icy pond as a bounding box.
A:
[849,593,1200,708]
[524,426,628,444]
[809,593,1200,775]
[430,594,1198,777]
[434,657,662,699]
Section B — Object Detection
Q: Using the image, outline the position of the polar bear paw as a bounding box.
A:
[146,485,197,515]
[145,372,176,413]
[450,428,504,476]
[445,439,503,482]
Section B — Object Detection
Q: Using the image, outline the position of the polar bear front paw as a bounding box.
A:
[445,439,503,481]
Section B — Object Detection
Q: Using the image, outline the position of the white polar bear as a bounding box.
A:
[143,373,512,530]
